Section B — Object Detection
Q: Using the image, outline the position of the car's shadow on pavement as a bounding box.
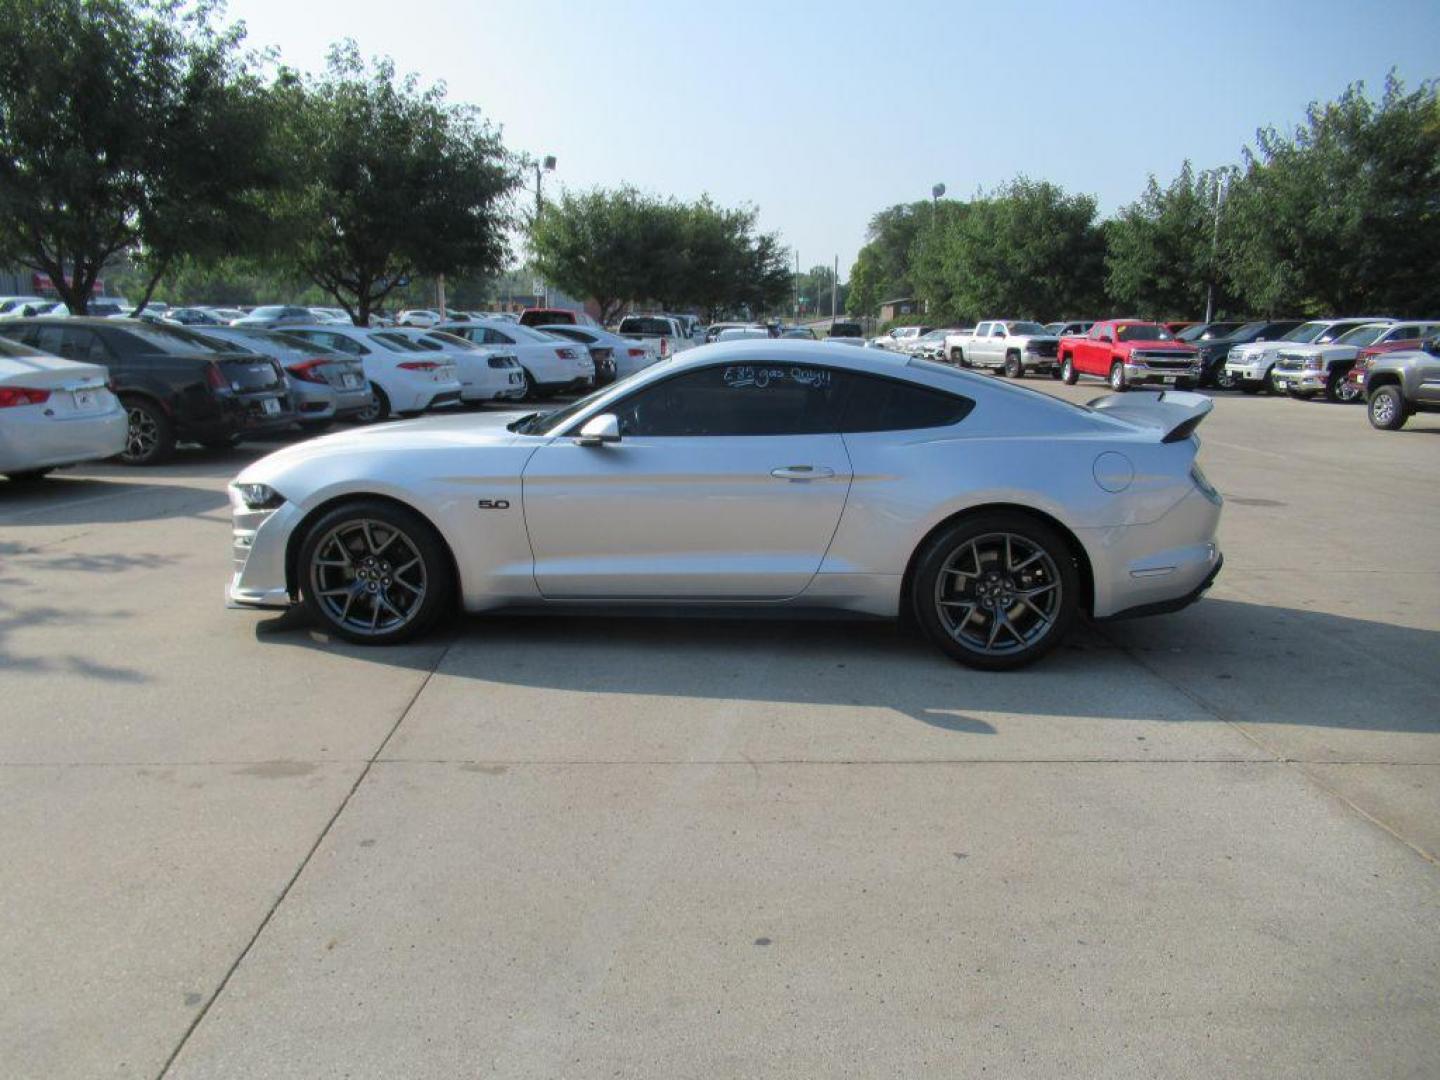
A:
[253,598,1438,737]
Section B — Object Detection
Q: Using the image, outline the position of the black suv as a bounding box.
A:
[0,318,295,464]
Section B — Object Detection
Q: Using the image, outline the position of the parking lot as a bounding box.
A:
[1,382,1437,1078]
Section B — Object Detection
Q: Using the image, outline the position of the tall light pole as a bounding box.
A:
[924,183,945,314]
[831,254,839,326]
[534,155,556,306]
[1204,172,1229,325]
[793,250,799,326]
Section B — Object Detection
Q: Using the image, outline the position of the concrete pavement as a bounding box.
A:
[0,385,1436,1078]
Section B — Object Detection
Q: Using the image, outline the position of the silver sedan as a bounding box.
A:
[227,341,1223,669]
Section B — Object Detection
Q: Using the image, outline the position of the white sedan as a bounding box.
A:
[383,328,527,404]
[284,325,462,421]
[533,324,662,380]
[0,336,127,481]
[227,340,1224,669]
[433,319,593,397]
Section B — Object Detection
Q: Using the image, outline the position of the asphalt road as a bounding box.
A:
[1,381,1437,1079]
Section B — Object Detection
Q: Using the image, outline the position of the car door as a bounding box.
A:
[521,362,854,599]
[1077,324,1111,376]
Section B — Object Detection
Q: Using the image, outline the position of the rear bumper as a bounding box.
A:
[1080,487,1223,619]
[0,404,128,472]
[1097,554,1223,621]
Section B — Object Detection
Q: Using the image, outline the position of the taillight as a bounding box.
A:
[554,347,580,360]
[206,364,228,391]
[286,358,330,384]
[0,386,51,408]
[398,361,440,371]
[627,348,646,358]
[659,336,670,358]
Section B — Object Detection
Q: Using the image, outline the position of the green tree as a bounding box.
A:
[0,0,280,314]
[947,178,1106,319]
[910,200,969,320]
[846,245,883,317]
[1222,76,1440,317]
[276,43,519,326]
[1105,162,1235,318]
[531,187,668,324]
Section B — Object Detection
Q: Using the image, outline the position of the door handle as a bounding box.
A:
[770,465,834,480]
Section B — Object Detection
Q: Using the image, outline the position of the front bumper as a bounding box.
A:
[226,495,301,609]
[1224,359,1270,383]
[1124,362,1199,386]
[1022,353,1060,371]
[1273,369,1326,393]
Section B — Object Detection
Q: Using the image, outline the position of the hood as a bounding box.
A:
[1124,338,1195,351]
[236,409,533,484]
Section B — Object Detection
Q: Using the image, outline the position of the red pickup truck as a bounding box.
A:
[1058,320,1202,392]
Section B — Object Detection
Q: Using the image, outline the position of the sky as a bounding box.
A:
[227,0,1438,279]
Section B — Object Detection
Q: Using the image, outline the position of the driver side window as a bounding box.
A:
[610,364,848,437]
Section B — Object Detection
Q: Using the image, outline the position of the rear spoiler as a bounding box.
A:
[1086,389,1214,444]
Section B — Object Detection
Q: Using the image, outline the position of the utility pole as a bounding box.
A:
[793,250,799,326]
[1204,172,1228,325]
[831,254,838,325]
[435,274,446,320]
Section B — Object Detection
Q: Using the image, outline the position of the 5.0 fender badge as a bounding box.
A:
[476,499,510,510]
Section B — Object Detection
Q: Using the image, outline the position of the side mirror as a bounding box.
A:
[574,413,620,446]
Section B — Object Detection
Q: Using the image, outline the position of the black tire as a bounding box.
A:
[1367,385,1408,431]
[1325,368,1354,404]
[300,419,334,434]
[949,347,964,365]
[1004,352,1024,379]
[4,468,54,484]
[520,368,541,398]
[1108,361,1127,392]
[1060,357,1078,385]
[119,396,175,465]
[298,499,454,644]
[911,511,1079,671]
[355,385,390,424]
[1214,366,1239,391]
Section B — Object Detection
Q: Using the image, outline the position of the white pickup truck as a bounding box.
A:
[947,320,1062,378]
[616,314,696,359]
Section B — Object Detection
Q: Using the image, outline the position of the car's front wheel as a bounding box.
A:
[912,513,1079,671]
[1004,353,1024,379]
[1109,362,1127,392]
[1214,367,1239,391]
[1368,385,1408,431]
[950,347,965,365]
[299,500,454,644]
[1060,357,1077,385]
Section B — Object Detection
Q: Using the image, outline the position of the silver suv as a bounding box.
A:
[1366,338,1440,430]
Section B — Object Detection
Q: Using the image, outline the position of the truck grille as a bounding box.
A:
[1275,353,1307,371]
[1132,350,1194,370]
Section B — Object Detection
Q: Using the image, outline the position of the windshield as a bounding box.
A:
[1006,322,1049,336]
[370,332,427,353]
[116,324,229,354]
[247,306,285,318]
[1282,322,1328,343]
[1115,323,1173,342]
[508,365,657,436]
[619,317,675,336]
[425,331,481,350]
[1335,325,1388,347]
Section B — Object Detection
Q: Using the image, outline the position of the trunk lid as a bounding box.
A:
[1087,389,1214,443]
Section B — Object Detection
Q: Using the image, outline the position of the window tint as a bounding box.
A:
[606,365,973,438]
[111,325,224,354]
[840,373,973,432]
[483,327,515,345]
[611,364,849,436]
[62,328,113,364]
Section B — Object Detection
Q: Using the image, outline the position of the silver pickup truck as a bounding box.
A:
[1365,338,1440,430]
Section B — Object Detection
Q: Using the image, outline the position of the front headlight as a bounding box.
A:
[235,483,285,510]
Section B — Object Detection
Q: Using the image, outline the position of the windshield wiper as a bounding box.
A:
[506,412,541,433]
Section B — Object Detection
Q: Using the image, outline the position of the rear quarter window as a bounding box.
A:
[842,375,974,432]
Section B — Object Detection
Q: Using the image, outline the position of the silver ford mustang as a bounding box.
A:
[228,340,1223,669]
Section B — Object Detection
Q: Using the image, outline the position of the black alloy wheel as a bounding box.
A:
[299,500,453,644]
[912,512,1079,670]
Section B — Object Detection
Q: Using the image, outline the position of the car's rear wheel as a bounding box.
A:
[120,397,175,465]
[1060,357,1077,385]
[520,368,539,398]
[950,347,965,365]
[354,385,389,424]
[1109,362,1127,392]
[912,513,1078,671]
[1004,352,1024,378]
[1368,385,1408,430]
[299,500,454,644]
